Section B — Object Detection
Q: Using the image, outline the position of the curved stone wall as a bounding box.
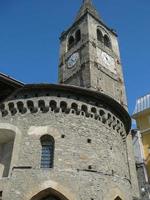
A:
[0,84,132,200]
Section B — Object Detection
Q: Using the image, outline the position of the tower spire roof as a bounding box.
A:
[75,0,101,22]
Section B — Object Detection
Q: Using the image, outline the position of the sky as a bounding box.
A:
[0,0,150,116]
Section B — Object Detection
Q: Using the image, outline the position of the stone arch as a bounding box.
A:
[25,180,76,200]
[27,100,37,113]
[50,100,57,111]
[38,100,45,110]
[103,187,127,200]
[17,101,27,113]
[91,107,97,114]
[30,188,67,200]
[81,105,88,113]
[0,123,22,177]
[60,101,67,113]
[71,103,78,111]
[38,100,49,112]
[114,197,122,200]
[0,103,8,117]
[8,102,17,115]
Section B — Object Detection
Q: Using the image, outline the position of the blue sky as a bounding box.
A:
[0,0,150,115]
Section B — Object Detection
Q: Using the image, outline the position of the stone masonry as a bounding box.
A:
[0,84,139,200]
[0,0,140,200]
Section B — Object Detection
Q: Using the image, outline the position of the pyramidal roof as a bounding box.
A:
[75,0,101,22]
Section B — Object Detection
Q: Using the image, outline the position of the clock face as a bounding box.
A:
[67,52,79,69]
[97,49,116,74]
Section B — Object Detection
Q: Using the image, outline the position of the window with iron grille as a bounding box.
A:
[40,135,54,168]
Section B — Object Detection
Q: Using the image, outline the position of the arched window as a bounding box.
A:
[68,36,74,50]
[97,29,103,42]
[115,197,122,200]
[40,135,55,168]
[75,29,81,43]
[104,34,111,48]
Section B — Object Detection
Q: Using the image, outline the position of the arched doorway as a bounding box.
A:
[115,197,122,200]
[30,188,69,200]
[39,195,61,200]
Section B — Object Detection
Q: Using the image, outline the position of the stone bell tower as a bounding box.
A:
[59,0,127,108]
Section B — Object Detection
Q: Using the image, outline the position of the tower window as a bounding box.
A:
[104,34,111,48]
[75,29,81,43]
[97,29,103,42]
[68,36,75,50]
[40,135,55,169]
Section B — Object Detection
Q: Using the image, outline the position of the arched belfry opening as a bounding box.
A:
[104,34,111,48]
[97,29,103,42]
[68,36,75,50]
[30,188,69,200]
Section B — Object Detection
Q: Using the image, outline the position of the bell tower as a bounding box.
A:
[59,0,127,108]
